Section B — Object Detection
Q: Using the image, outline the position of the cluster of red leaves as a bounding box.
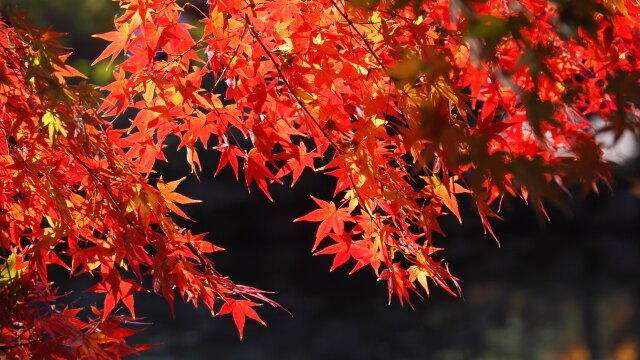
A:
[0,9,275,358]
[1,253,151,359]
[94,0,638,305]
[1,0,639,357]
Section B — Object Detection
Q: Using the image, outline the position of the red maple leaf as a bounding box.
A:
[218,299,266,340]
[294,196,353,251]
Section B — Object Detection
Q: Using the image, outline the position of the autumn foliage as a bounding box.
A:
[1,0,639,357]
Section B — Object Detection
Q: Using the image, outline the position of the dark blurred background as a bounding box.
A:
[3,1,639,359]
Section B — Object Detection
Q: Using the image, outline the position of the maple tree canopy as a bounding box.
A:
[1,0,639,357]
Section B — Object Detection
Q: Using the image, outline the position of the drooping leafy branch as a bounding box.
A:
[0,8,277,357]
[1,0,639,357]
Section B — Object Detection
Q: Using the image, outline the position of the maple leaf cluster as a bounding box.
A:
[0,9,275,357]
[1,0,639,357]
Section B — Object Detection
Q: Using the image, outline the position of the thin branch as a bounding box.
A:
[329,0,386,70]
[212,25,248,91]
[244,14,342,152]
[244,13,387,238]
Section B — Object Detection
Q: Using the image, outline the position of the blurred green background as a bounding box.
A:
[2,0,118,84]
[0,0,207,85]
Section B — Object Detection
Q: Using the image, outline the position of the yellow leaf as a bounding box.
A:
[143,80,156,103]
[170,87,184,105]
[370,11,382,25]
[312,33,324,45]
[408,265,430,295]
[274,38,294,53]
[41,110,67,142]
[0,253,22,290]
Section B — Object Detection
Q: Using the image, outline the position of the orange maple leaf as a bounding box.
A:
[294,196,353,251]
[92,23,131,66]
[157,177,201,221]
